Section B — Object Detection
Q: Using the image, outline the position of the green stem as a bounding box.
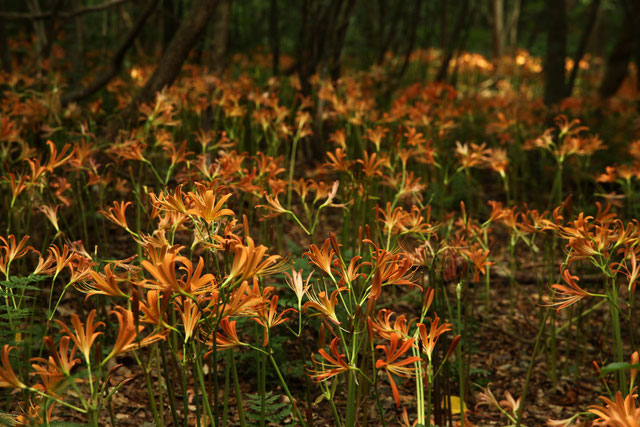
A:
[268,354,306,427]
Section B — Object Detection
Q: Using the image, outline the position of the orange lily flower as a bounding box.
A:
[417,314,452,361]
[100,201,132,231]
[252,295,296,345]
[103,306,165,365]
[186,182,234,224]
[175,296,203,342]
[79,264,129,299]
[209,317,246,350]
[304,239,335,277]
[376,333,422,407]
[548,269,598,311]
[0,345,26,389]
[588,389,640,426]
[56,310,104,362]
[303,288,344,325]
[309,338,353,381]
[0,235,34,267]
[226,237,286,283]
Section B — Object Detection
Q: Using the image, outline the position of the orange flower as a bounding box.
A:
[257,193,289,219]
[211,317,246,350]
[150,184,190,214]
[252,295,296,345]
[0,345,26,389]
[226,237,286,283]
[45,140,73,171]
[40,336,80,376]
[39,204,61,232]
[186,182,234,224]
[417,314,452,361]
[216,279,264,318]
[461,245,494,282]
[548,269,598,311]
[48,244,76,278]
[56,310,104,362]
[0,235,34,267]
[309,338,352,381]
[376,334,422,407]
[304,239,335,277]
[139,289,170,327]
[79,264,129,299]
[102,306,165,365]
[175,296,203,342]
[100,201,132,231]
[141,251,189,294]
[357,151,388,177]
[371,309,414,341]
[588,389,640,426]
[303,288,344,325]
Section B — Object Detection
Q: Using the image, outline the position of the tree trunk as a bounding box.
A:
[329,0,357,80]
[61,0,158,105]
[118,0,218,125]
[269,0,280,75]
[162,0,179,52]
[491,0,504,59]
[543,0,567,105]
[435,0,469,82]
[506,0,521,49]
[598,21,634,100]
[0,0,11,73]
[566,0,601,96]
[210,0,231,74]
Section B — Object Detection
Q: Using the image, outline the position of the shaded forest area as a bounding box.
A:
[1,0,640,426]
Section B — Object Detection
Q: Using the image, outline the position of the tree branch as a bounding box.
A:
[61,0,158,105]
[0,0,133,20]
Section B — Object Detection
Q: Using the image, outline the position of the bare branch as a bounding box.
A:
[0,0,132,20]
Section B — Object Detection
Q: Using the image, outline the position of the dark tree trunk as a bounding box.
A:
[61,0,158,106]
[566,0,601,96]
[269,0,280,75]
[0,0,11,73]
[376,0,403,64]
[598,21,634,100]
[396,0,422,79]
[543,0,567,105]
[119,0,218,123]
[435,0,469,82]
[622,0,640,111]
[329,0,357,80]
[162,0,179,52]
[210,0,231,73]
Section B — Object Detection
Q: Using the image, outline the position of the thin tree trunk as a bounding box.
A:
[210,0,231,73]
[269,0,280,75]
[0,0,11,73]
[566,0,601,96]
[491,0,504,59]
[598,21,634,100]
[329,0,357,80]
[62,0,158,105]
[543,0,567,105]
[435,0,469,82]
[506,0,521,49]
[396,0,422,79]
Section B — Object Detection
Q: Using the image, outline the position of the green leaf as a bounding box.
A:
[600,362,640,376]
